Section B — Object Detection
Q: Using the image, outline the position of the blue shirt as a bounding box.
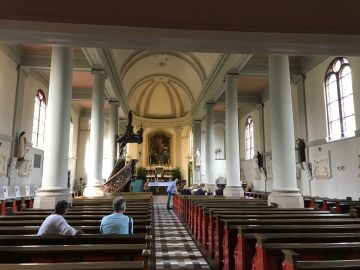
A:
[100,213,133,235]
[167,180,177,193]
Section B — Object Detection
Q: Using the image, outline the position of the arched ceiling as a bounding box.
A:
[112,49,219,120]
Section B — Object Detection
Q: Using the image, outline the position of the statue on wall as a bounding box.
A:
[256,151,264,170]
[117,111,144,159]
[295,138,306,164]
[195,148,201,167]
[16,131,26,161]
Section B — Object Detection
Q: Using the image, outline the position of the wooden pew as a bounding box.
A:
[282,249,360,270]
[0,224,151,234]
[201,209,330,251]
[2,213,151,220]
[214,216,360,269]
[229,224,360,270]
[15,210,150,215]
[0,261,144,270]
[0,233,152,248]
[0,243,149,264]
[0,218,151,226]
[253,241,360,270]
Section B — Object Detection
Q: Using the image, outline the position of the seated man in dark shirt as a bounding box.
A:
[195,183,206,195]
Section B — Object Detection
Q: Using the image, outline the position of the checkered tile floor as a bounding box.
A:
[154,203,211,269]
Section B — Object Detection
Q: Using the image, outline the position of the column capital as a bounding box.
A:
[108,100,119,106]
[256,103,264,111]
[290,74,306,84]
[17,65,29,76]
[91,68,107,77]
[205,101,215,108]
[193,119,202,125]
[174,126,183,132]
[226,71,239,80]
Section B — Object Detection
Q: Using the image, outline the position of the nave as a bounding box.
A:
[2,193,360,269]
[154,201,210,269]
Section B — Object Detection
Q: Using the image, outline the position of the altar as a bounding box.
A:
[148,180,171,195]
[148,181,171,187]
[146,166,173,180]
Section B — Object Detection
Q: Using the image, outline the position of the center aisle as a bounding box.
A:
[153,202,211,269]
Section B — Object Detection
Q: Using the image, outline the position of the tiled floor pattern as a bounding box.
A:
[154,203,211,269]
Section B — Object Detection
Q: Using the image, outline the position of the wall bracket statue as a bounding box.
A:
[117,110,144,159]
[105,111,144,193]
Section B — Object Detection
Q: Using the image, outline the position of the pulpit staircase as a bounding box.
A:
[104,159,138,193]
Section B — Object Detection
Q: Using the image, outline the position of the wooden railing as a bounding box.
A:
[104,159,138,193]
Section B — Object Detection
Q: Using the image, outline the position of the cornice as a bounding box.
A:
[28,70,49,88]
[0,44,23,65]
[132,113,193,129]
[81,47,129,114]
[192,53,252,119]
[128,73,194,103]
[300,56,328,74]
[21,50,90,70]
[121,50,206,84]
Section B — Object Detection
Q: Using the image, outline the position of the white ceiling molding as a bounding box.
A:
[82,47,129,115]
[0,44,23,65]
[216,93,262,106]
[120,50,206,83]
[132,113,193,129]
[2,20,360,55]
[128,73,194,103]
[21,51,90,71]
[192,53,252,119]
[131,79,190,119]
[28,70,49,88]
[300,56,328,74]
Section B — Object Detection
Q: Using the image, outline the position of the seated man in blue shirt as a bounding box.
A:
[166,178,178,210]
[100,197,133,234]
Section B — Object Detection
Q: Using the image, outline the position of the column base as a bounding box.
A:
[223,186,244,197]
[268,190,304,208]
[83,185,105,198]
[34,187,71,209]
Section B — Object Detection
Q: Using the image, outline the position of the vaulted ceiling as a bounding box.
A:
[9,44,324,122]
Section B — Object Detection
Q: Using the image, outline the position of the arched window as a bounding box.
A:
[32,89,47,149]
[325,57,356,140]
[245,116,254,160]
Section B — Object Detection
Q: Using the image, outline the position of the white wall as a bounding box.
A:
[0,50,17,137]
[75,115,90,184]
[305,57,360,199]
[0,50,17,185]
[214,122,226,180]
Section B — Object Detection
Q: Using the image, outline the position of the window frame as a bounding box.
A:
[324,57,355,140]
[245,116,254,160]
[32,89,47,149]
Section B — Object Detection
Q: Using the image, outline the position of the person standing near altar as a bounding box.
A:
[166,178,178,210]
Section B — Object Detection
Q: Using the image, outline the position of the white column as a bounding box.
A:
[34,46,73,209]
[83,69,106,197]
[108,101,118,167]
[174,126,183,168]
[223,73,242,197]
[205,102,216,188]
[267,55,303,208]
[193,120,202,185]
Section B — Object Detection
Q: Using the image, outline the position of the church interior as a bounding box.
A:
[0,1,360,269]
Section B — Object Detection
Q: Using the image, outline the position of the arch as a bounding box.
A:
[32,89,47,149]
[245,116,254,160]
[324,57,356,139]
